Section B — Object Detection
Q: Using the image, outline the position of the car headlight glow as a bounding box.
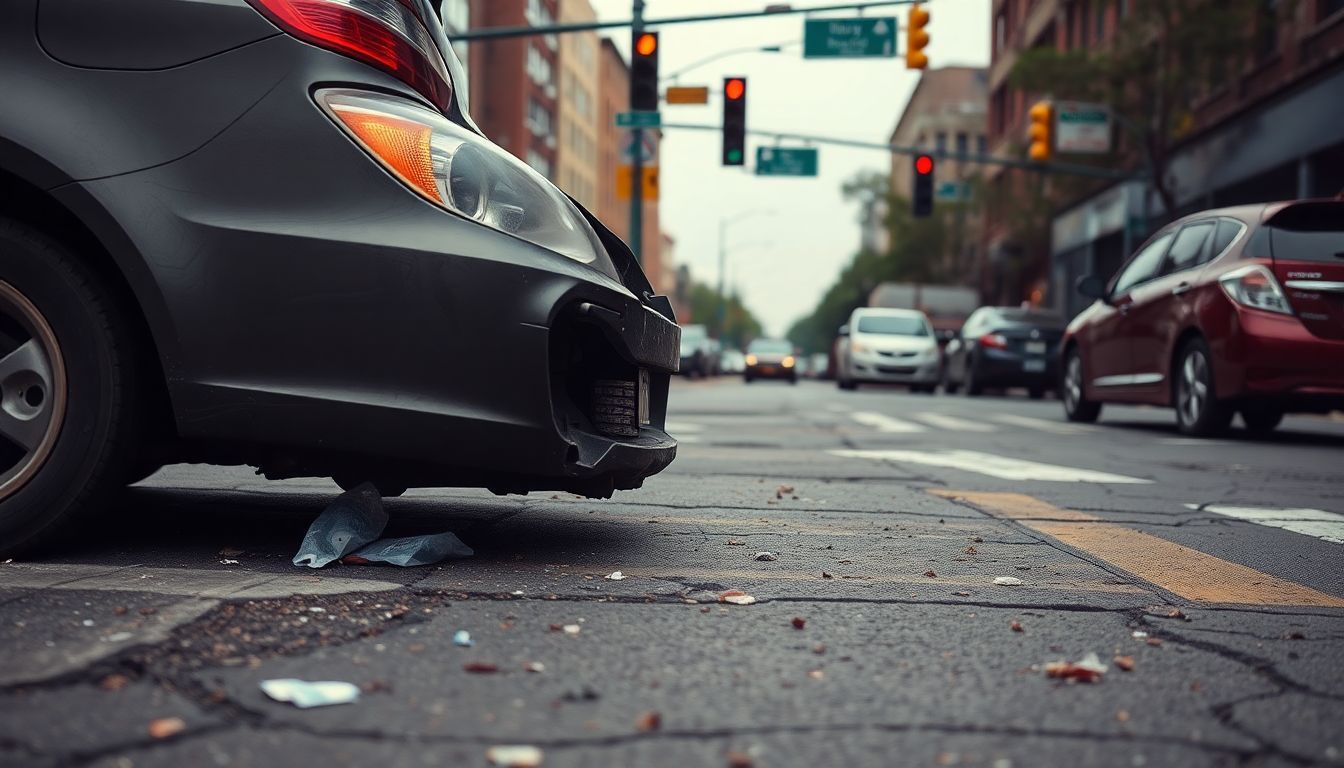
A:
[745,354,758,366]
[318,89,608,269]
[783,356,795,368]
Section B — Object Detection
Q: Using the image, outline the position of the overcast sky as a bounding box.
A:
[587,0,990,337]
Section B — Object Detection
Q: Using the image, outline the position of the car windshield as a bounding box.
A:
[994,310,1065,328]
[856,316,929,336]
[748,340,792,354]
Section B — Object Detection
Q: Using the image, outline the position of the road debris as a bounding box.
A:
[636,711,662,732]
[1010,620,1024,633]
[952,591,971,597]
[820,571,833,579]
[486,745,543,767]
[791,617,806,630]
[220,559,240,565]
[292,483,388,568]
[1146,637,1164,647]
[1131,631,1149,639]
[463,662,500,673]
[718,590,757,605]
[993,576,1024,586]
[726,751,755,768]
[293,483,472,568]
[754,552,778,562]
[1114,655,1135,671]
[100,674,131,692]
[453,630,473,647]
[605,571,627,580]
[964,546,979,555]
[726,540,745,546]
[1044,652,1107,683]
[924,570,938,578]
[808,669,825,680]
[260,679,360,708]
[524,661,546,673]
[563,624,582,636]
[147,717,187,740]
[775,484,795,499]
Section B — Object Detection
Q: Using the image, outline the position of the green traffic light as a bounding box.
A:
[728,149,742,163]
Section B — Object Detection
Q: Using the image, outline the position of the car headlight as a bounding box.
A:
[850,342,867,354]
[745,354,758,366]
[783,356,795,368]
[318,89,608,269]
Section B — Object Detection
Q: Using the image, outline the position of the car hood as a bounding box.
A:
[853,334,935,352]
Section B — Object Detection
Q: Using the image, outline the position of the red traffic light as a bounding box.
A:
[915,155,934,175]
[725,78,746,101]
[635,33,657,56]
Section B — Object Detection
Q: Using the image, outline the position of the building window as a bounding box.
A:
[955,132,968,157]
[1259,0,1280,60]
[526,44,553,87]
[1118,0,1130,19]
[977,134,987,155]
[1094,0,1106,41]
[935,132,947,152]
[995,12,1006,53]
[527,98,553,138]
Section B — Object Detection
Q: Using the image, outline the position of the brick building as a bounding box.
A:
[985,0,1344,316]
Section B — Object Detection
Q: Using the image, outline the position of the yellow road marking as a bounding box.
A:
[931,490,1344,608]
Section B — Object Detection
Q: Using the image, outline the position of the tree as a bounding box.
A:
[1010,0,1273,218]
[686,281,762,350]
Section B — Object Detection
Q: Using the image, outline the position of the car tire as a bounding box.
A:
[1028,386,1046,400]
[1174,338,1232,436]
[838,378,856,391]
[0,219,148,557]
[963,359,984,397]
[1240,404,1284,436]
[1061,347,1101,423]
[941,369,960,395]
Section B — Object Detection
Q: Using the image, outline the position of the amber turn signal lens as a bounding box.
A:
[329,104,442,204]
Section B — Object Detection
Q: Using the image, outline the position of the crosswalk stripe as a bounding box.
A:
[850,411,926,433]
[1186,504,1344,545]
[910,412,998,432]
[934,490,1344,607]
[831,449,1151,484]
[992,414,1091,435]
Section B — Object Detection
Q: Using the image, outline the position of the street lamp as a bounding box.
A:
[663,42,797,83]
[718,210,777,338]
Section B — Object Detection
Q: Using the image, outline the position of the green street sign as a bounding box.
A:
[755,147,819,177]
[803,17,897,59]
[615,111,662,129]
[936,181,971,201]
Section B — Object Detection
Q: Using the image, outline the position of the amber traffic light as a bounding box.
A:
[1028,100,1053,162]
[631,31,659,111]
[722,77,747,166]
[913,154,935,218]
[906,4,930,70]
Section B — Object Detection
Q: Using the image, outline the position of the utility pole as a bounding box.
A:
[716,218,726,339]
[629,0,646,264]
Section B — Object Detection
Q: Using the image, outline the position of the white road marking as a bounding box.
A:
[850,411,927,433]
[911,412,998,432]
[1185,504,1344,545]
[831,449,1152,484]
[1161,438,1232,446]
[992,414,1092,435]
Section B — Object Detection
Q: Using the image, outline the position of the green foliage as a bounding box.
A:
[687,281,762,350]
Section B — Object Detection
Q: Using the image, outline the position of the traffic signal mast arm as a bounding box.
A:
[451,1,927,41]
[658,122,1138,180]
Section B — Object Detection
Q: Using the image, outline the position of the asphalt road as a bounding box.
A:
[3,378,1344,767]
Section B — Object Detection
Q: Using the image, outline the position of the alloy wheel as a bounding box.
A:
[1064,355,1083,412]
[0,281,67,503]
[1178,350,1209,427]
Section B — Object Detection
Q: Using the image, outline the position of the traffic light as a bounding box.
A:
[912,154,935,217]
[722,77,747,166]
[906,3,930,70]
[631,31,659,111]
[1028,100,1053,162]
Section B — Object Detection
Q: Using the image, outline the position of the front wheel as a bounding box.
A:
[1061,348,1101,423]
[0,219,147,557]
[1174,338,1232,436]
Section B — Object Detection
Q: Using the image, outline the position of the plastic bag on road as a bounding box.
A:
[346,532,473,567]
[292,483,388,568]
[260,678,361,708]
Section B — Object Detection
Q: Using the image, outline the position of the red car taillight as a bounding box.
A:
[979,333,1009,349]
[248,0,452,113]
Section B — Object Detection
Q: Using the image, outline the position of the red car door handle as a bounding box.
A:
[1171,282,1192,296]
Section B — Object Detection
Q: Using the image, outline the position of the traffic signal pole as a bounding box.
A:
[629,0,646,264]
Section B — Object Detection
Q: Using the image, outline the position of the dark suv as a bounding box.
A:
[0,0,679,555]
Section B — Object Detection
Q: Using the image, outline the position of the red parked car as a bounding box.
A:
[1061,200,1344,436]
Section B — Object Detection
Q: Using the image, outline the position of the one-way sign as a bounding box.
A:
[803,17,897,58]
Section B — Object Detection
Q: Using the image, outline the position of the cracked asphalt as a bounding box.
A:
[2,379,1343,767]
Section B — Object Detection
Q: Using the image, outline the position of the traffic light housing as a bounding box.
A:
[631,31,659,111]
[1028,100,1053,162]
[722,77,747,166]
[906,4,930,70]
[912,154,935,218]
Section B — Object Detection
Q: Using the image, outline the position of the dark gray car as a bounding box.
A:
[0,0,679,556]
